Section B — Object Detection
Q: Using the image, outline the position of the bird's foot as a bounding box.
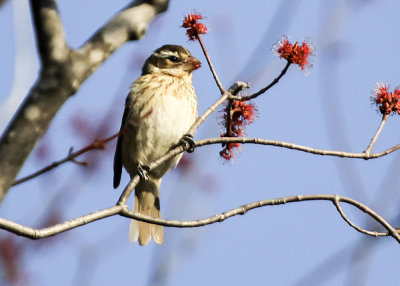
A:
[137,164,150,181]
[179,133,195,153]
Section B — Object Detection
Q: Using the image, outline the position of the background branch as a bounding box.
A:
[12,131,122,186]
[364,114,388,154]
[29,0,69,65]
[0,0,170,203]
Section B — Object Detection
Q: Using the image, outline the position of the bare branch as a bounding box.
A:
[195,137,400,159]
[77,0,169,77]
[196,35,225,94]
[332,197,388,237]
[0,0,170,203]
[364,114,388,155]
[29,0,69,64]
[0,206,123,239]
[12,131,123,186]
[1,194,398,243]
[229,60,292,101]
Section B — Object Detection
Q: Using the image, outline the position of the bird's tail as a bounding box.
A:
[129,179,164,246]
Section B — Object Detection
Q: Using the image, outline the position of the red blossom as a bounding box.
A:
[273,36,315,71]
[219,134,240,160]
[0,237,22,283]
[220,99,257,160]
[176,154,194,174]
[182,13,207,41]
[372,82,400,115]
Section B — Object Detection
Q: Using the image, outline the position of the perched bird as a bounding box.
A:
[113,45,200,245]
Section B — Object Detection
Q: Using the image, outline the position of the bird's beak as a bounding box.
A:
[183,56,201,72]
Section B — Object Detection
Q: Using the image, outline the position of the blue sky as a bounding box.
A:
[1,0,400,285]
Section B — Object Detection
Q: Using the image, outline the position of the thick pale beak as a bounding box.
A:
[183,56,201,72]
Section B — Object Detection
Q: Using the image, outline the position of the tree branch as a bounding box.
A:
[332,196,388,237]
[0,0,170,203]
[12,131,123,186]
[229,60,292,101]
[195,137,400,159]
[0,206,123,239]
[29,0,69,65]
[196,35,225,94]
[77,0,169,78]
[364,114,388,155]
[1,194,398,243]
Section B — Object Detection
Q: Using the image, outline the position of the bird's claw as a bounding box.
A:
[179,133,195,153]
[137,164,150,181]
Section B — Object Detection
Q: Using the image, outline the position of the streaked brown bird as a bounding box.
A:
[113,45,200,245]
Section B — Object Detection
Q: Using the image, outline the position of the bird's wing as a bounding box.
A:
[113,103,129,189]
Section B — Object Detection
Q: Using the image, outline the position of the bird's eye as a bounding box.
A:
[168,56,180,63]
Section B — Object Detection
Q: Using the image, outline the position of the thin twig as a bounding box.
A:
[229,60,292,101]
[332,196,386,237]
[195,137,400,159]
[196,35,225,94]
[12,130,125,186]
[364,114,389,154]
[1,194,399,243]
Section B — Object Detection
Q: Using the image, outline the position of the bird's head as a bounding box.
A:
[142,45,201,78]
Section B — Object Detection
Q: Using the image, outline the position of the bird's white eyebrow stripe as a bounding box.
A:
[154,50,179,58]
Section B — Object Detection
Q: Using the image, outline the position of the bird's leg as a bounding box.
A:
[179,133,195,153]
[137,164,150,181]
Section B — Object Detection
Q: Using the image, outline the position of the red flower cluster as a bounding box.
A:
[372,82,400,115]
[274,36,315,71]
[182,13,207,41]
[220,100,257,160]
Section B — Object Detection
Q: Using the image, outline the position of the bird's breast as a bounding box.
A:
[122,74,197,175]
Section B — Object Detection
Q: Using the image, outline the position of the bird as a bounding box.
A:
[113,45,200,246]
